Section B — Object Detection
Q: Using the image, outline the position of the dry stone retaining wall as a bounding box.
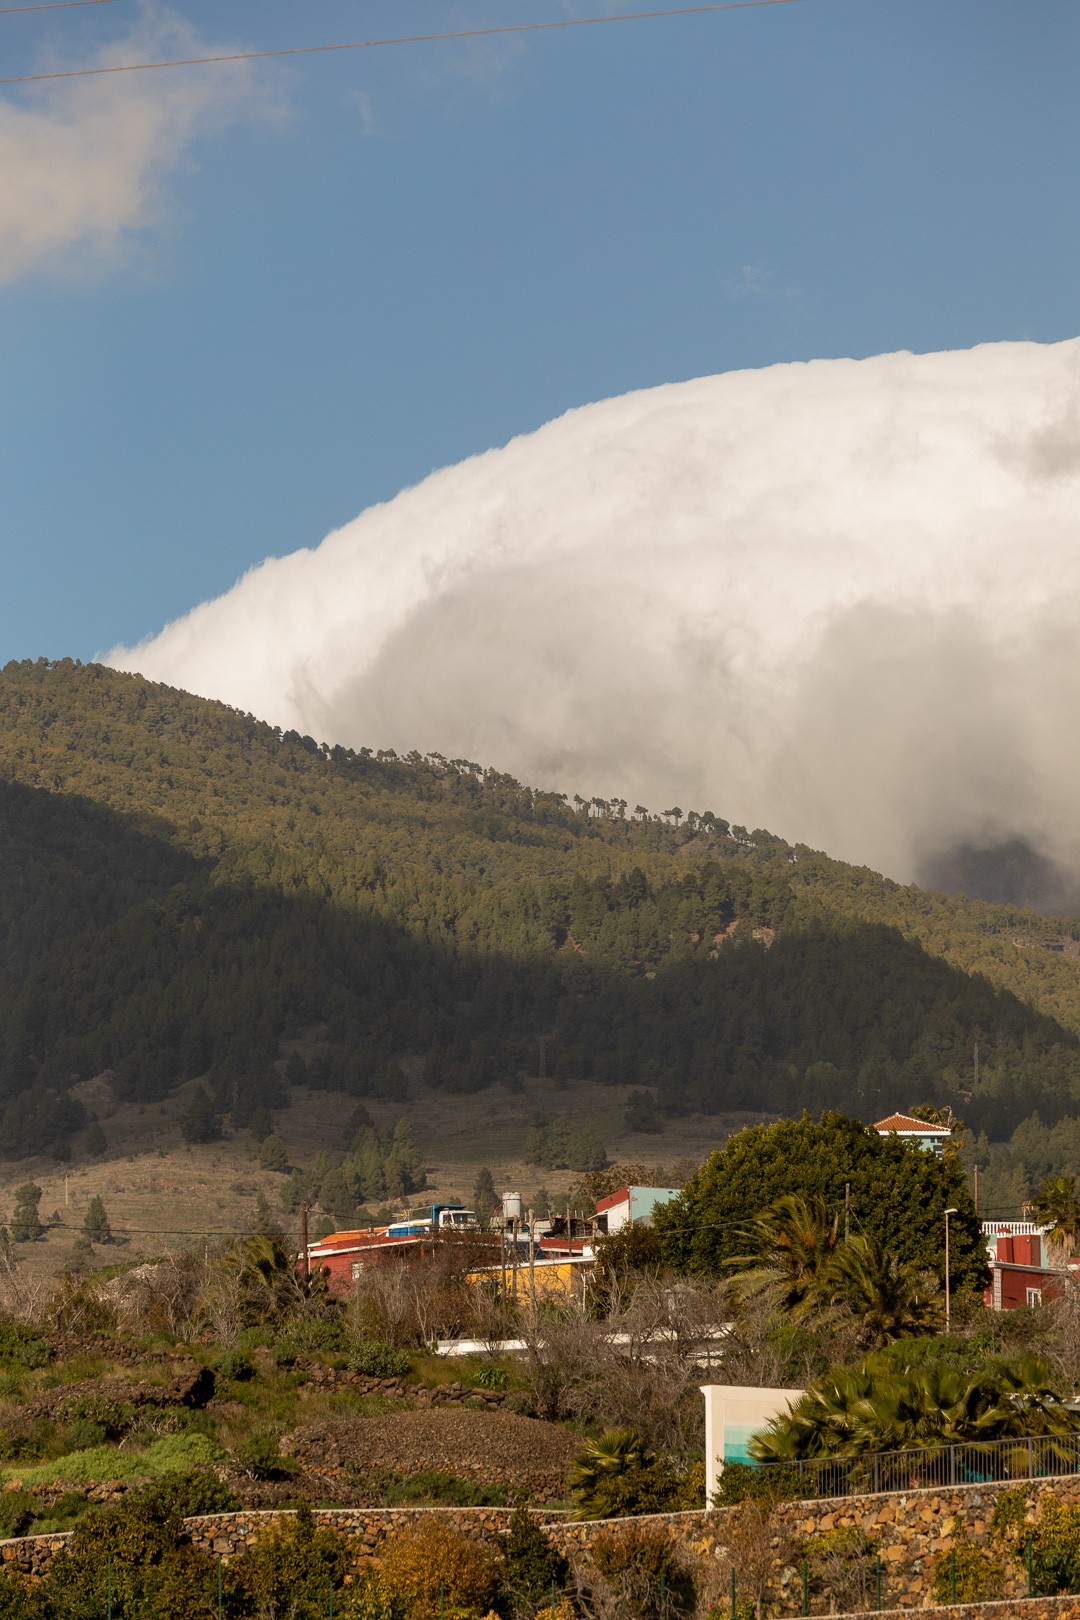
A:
[4,1472,1080,1608]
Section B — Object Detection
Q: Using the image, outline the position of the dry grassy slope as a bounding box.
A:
[0,1077,760,1288]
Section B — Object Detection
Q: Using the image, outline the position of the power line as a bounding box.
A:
[0,0,117,11]
[0,0,801,86]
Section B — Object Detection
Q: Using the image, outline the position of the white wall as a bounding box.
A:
[699,1385,804,1505]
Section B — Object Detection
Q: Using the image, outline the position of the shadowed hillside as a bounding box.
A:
[1,656,1079,1158]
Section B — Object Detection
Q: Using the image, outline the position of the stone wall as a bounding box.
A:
[845,1605,1080,1620]
[184,1505,567,1560]
[3,1472,1080,1609]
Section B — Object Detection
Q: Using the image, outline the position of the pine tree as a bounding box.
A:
[10,1183,43,1243]
[82,1195,112,1245]
[472,1166,500,1229]
[180,1086,223,1145]
[259,1135,288,1173]
[84,1120,108,1158]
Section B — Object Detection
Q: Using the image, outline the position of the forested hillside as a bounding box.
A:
[2,657,1080,1160]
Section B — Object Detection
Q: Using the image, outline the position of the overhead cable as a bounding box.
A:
[0,0,801,85]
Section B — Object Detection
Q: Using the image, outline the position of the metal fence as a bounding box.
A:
[759,1432,1080,1500]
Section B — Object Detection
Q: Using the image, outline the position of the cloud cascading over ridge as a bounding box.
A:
[109,337,1080,902]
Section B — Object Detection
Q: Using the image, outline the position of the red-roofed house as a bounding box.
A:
[873,1112,952,1157]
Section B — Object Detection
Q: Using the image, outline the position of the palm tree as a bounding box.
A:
[822,1233,943,1349]
[728,1194,841,1315]
[567,1427,648,1519]
[750,1351,1080,1462]
[1033,1175,1080,1261]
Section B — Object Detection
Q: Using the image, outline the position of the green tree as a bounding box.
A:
[9,1184,43,1243]
[259,1134,288,1172]
[655,1112,988,1296]
[472,1166,499,1229]
[83,1120,107,1158]
[81,1195,111,1245]
[179,1086,222,1145]
[727,1193,841,1313]
[822,1232,942,1348]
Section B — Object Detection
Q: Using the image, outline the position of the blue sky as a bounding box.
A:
[1,0,1077,664]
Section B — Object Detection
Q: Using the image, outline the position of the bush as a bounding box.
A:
[0,1323,49,1371]
[132,1470,237,1519]
[1028,1497,1080,1595]
[378,1516,497,1620]
[0,1573,36,1619]
[216,1347,256,1382]
[235,1431,298,1481]
[500,1506,570,1606]
[931,1533,1005,1605]
[57,1394,134,1440]
[588,1522,689,1619]
[0,1491,34,1540]
[474,1364,509,1391]
[225,1502,351,1619]
[378,1471,507,1507]
[349,1341,412,1379]
[714,1461,802,1507]
[568,1429,691,1519]
[37,1490,218,1620]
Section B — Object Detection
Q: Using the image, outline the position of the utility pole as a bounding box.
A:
[844,1183,850,1242]
[974,1163,980,1215]
[944,1207,957,1332]
[300,1201,310,1283]
[528,1207,537,1329]
[511,1217,519,1300]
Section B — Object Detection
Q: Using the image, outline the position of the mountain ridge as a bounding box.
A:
[1,656,1078,1160]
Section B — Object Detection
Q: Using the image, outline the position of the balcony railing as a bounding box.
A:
[757,1432,1080,1500]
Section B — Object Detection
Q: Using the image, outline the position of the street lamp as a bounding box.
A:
[944,1208,958,1332]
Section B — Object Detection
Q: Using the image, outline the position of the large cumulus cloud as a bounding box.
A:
[109,337,1080,899]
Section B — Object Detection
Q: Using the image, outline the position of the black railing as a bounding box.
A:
[758,1432,1080,1500]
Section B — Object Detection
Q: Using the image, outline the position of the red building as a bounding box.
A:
[983,1221,1077,1310]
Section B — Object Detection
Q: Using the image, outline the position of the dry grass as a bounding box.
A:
[0,1075,764,1289]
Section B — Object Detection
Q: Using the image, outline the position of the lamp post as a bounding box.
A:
[944,1207,958,1332]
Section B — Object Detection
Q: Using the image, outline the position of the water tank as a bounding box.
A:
[502,1191,524,1222]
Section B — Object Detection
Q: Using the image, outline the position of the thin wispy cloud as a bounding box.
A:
[0,3,270,285]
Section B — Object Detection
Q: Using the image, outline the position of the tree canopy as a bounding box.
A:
[653,1112,987,1296]
[1,658,1079,1160]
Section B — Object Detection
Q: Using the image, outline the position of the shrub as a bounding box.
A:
[931,1533,1005,1605]
[225,1503,351,1619]
[378,1471,507,1507]
[378,1516,498,1620]
[349,1340,412,1379]
[37,1489,218,1620]
[0,1491,34,1540]
[0,1324,49,1371]
[500,1506,570,1606]
[1028,1497,1080,1595]
[568,1429,689,1519]
[235,1431,298,1480]
[132,1470,237,1519]
[714,1461,802,1507]
[474,1364,509,1391]
[588,1522,689,1619]
[216,1347,256,1382]
[57,1394,134,1440]
[0,1573,36,1619]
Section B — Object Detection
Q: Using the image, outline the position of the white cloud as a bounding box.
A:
[0,4,266,284]
[109,337,1080,893]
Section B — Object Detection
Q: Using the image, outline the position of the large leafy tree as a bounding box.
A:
[654,1112,988,1296]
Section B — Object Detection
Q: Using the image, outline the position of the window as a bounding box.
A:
[1026,1287,1043,1308]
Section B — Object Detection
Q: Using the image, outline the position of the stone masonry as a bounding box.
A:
[3,1473,1080,1608]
